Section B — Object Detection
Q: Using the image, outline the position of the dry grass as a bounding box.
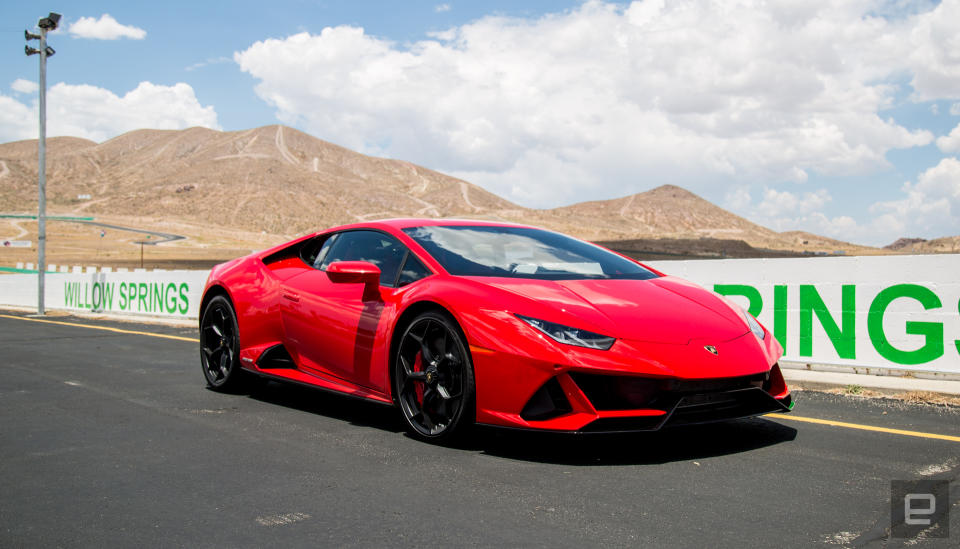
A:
[1,215,283,270]
[824,387,960,407]
[895,390,960,406]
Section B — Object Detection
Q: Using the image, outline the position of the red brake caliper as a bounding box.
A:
[413,352,425,405]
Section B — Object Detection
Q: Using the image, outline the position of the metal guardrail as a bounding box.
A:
[0,214,95,221]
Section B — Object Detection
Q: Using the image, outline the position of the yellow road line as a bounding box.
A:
[767,413,960,443]
[2,313,958,443]
[0,313,198,343]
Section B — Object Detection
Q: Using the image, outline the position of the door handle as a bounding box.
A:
[283,292,300,303]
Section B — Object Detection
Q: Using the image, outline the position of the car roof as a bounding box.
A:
[327,218,540,232]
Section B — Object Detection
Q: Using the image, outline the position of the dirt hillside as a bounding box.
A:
[0,125,904,261]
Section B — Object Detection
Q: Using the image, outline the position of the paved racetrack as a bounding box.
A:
[0,312,957,547]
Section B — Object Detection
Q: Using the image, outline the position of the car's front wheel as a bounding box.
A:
[394,311,476,443]
[200,294,246,391]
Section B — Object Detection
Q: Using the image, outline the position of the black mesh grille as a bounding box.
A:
[660,372,768,393]
[571,371,788,433]
[667,388,780,426]
[568,373,662,410]
[569,371,768,411]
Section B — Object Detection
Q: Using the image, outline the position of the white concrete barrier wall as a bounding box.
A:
[647,254,960,375]
[0,270,210,319]
[1,254,958,374]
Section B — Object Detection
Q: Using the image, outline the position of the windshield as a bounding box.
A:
[402,225,659,280]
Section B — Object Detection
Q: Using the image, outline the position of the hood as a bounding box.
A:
[476,275,748,344]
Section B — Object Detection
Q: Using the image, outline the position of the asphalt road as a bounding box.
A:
[1,311,958,548]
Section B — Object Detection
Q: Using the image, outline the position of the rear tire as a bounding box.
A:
[200,295,247,392]
[393,311,476,444]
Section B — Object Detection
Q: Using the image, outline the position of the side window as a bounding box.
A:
[397,253,432,287]
[319,230,406,286]
[311,234,339,269]
[300,233,338,268]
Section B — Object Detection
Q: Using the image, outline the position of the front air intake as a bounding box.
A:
[568,372,662,410]
[520,378,572,421]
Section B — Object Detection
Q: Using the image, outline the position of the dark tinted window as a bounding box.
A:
[397,253,432,287]
[312,234,339,269]
[301,233,339,268]
[402,225,658,280]
[319,230,406,286]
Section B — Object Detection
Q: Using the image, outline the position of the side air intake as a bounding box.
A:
[520,378,572,421]
[257,344,296,369]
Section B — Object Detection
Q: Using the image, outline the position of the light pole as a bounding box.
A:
[25,12,60,315]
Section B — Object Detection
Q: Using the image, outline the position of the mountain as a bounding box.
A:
[0,125,879,254]
[0,125,520,235]
[884,236,960,254]
[537,185,801,250]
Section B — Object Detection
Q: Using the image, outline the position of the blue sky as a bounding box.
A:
[2,1,959,246]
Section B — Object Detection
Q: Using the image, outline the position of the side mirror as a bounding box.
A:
[326,261,381,284]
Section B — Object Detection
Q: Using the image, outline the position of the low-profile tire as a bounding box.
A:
[393,310,476,443]
[200,294,247,392]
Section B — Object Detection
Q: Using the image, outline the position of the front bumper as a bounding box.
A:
[477,361,792,433]
[466,312,791,432]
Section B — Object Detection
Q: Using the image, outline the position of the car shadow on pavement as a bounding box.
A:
[245,379,407,433]
[469,417,798,465]
[242,379,797,464]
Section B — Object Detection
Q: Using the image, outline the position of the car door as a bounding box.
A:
[279,230,409,392]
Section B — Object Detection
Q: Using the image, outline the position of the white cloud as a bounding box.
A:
[733,201,895,246]
[0,82,219,143]
[729,160,960,246]
[756,188,832,218]
[804,213,860,237]
[0,95,36,142]
[952,102,960,116]
[235,0,942,208]
[11,79,38,94]
[905,0,960,101]
[435,4,452,13]
[723,186,753,212]
[773,212,864,241]
[68,14,146,40]
[185,56,233,72]
[728,187,857,238]
[937,122,960,153]
[759,208,889,244]
[931,103,940,115]
[870,157,960,239]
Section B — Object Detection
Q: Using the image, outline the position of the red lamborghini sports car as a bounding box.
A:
[199,219,792,442]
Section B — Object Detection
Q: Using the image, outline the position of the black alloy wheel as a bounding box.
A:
[394,311,475,442]
[200,295,245,391]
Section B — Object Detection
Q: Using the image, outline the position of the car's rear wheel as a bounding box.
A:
[200,295,246,391]
[394,311,475,443]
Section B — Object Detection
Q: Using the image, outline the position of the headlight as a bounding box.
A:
[740,307,765,340]
[515,314,615,350]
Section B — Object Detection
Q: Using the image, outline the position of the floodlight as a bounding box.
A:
[23,11,62,315]
[38,12,61,30]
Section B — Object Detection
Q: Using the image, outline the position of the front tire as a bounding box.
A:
[394,311,476,443]
[200,295,246,391]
